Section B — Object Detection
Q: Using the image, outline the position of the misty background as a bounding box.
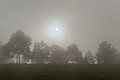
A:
[0,0,120,54]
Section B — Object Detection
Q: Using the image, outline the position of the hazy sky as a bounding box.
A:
[0,0,120,54]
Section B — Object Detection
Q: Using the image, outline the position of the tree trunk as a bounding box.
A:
[16,54,18,64]
[18,54,20,64]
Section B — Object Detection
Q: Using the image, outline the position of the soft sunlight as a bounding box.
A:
[55,28,59,32]
[54,25,63,37]
[55,25,61,32]
[46,24,64,40]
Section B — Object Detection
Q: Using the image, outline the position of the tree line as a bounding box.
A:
[0,30,120,64]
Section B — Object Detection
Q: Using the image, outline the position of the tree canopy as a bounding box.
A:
[2,30,32,64]
[66,44,83,64]
[32,41,50,64]
[1,30,120,64]
[84,51,95,64]
[50,44,67,64]
[96,41,118,64]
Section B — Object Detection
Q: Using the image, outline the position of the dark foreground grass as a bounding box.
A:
[0,64,120,80]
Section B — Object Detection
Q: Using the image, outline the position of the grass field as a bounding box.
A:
[0,64,120,80]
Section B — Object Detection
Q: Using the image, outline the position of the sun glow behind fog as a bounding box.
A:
[46,24,64,40]
[34,22,67,47]
[55,27,59,32]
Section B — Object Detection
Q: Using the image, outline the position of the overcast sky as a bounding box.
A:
[0,0,120,54]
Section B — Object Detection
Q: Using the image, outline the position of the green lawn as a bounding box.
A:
[0,64,120,80]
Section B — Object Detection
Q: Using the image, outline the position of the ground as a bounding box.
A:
[0,64,120,80]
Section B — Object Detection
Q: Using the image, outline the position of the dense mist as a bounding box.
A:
[0,0,120,54]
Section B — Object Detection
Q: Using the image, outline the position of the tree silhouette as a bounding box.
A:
[96,41,118,64]
[50,44,67,64]
[32,41,50,64]
[114,52,120,64]
[66,44,83,64]
[3,30,31,64]
[0,41,6,64]
[84,51,95,64]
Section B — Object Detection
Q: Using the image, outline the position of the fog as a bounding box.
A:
[0,0,120,53]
